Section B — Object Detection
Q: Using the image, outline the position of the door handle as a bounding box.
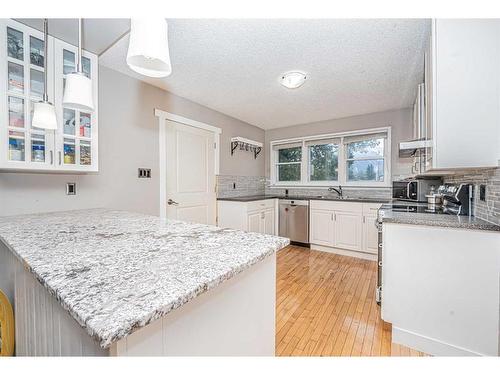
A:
[167,199,179,206]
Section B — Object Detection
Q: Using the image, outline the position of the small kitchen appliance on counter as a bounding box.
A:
[392,177,442,202]
[440,183,473,216]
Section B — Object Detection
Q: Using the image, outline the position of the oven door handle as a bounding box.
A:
[406,181,412,199]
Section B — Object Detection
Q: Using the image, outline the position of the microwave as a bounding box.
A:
[392,178,442,202]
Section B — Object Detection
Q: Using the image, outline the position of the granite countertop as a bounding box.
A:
[0,209,289,349]
[378,203,500,232]
[217,195,390,204]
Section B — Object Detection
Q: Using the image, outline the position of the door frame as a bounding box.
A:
[155,109,222,219]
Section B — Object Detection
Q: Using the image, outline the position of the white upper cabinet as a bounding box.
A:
[0,19,98,173]
[424,19,500,171]
[54,38,98,172]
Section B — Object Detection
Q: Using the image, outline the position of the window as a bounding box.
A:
[271,128,390,187]
[275,144,302,182]
[307,139,339,182]
[345,134,386,183]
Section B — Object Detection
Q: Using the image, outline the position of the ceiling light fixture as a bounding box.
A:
[281,71,307,89]
[32,19,57,130]
[127,18,172,78]
[63,18,94,112]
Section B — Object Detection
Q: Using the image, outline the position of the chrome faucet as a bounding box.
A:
[328,185,343,198]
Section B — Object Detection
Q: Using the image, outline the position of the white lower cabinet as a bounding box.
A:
[262,208,275,235]
[310,209,334,246]
[362,213,379,254]
[333,211,362,251]
[217,199,277,235]
[310,200,382,259]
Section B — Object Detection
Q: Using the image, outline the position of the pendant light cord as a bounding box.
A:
[43,18,49,102]
[77,18,82,73]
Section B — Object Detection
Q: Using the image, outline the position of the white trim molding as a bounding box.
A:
[155,109,222,219]
[155,109,222,134]
[269,126,392,188]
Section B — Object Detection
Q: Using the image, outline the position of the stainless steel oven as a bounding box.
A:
[376,217,383,304]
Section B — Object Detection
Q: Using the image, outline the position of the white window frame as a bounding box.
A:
[269,126,391,188]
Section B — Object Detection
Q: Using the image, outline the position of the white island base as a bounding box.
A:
[10,251,276,356]
[110,254,276,356]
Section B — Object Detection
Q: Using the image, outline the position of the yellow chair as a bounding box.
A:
[0,289,14,356]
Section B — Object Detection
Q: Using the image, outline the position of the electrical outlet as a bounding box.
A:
[138,168,151,178]
[66,182,76,195]
[480,184,486,201]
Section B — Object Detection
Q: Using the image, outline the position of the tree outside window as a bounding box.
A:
[346,138,385,182]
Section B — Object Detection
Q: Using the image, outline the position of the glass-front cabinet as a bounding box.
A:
[54,38,98,171]
[0,19,98,172]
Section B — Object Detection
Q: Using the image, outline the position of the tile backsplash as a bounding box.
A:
[443,168,500,225]
[216,175,392,200]
[216,175,267,198]
[264,186,392,200]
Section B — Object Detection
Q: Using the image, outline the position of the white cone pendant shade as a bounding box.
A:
[63,72,94,111]
[32,102,57,130]
[127,18,172,78]
[62,19,94,112]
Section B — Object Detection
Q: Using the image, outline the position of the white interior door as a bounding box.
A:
[165,120,216,225]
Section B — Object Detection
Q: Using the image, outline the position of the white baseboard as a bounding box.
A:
[310,244,377,261]
[392,326,484,356]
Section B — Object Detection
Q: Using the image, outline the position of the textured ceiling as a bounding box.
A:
[100,19,430,130]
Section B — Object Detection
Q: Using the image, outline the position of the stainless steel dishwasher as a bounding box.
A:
[279,199,309,244]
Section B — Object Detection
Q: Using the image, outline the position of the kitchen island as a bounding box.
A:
[0,209,289,356]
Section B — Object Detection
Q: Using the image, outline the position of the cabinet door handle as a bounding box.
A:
[331,213,333,221]
[50,150,53,165]
[58,151,62,165]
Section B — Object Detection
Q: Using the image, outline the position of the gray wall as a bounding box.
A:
[0,66,264,217]
[264,108,414,179]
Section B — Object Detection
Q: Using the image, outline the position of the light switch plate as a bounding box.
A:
[138,168,151,178]
[480,184,486,201]
[66,182,76,195]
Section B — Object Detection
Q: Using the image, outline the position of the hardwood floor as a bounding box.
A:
[276,245,427,356]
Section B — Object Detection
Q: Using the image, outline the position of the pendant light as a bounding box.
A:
[62,18,94,112]
[32,19,58,130]
[126,18,172,78]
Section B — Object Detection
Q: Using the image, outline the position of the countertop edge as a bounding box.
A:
[380,216,500,232]
[217,195,390,204]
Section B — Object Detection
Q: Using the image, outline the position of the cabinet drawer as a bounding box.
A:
[246,199,275,212]
[362,203,383,214]
[310,200,362,213]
